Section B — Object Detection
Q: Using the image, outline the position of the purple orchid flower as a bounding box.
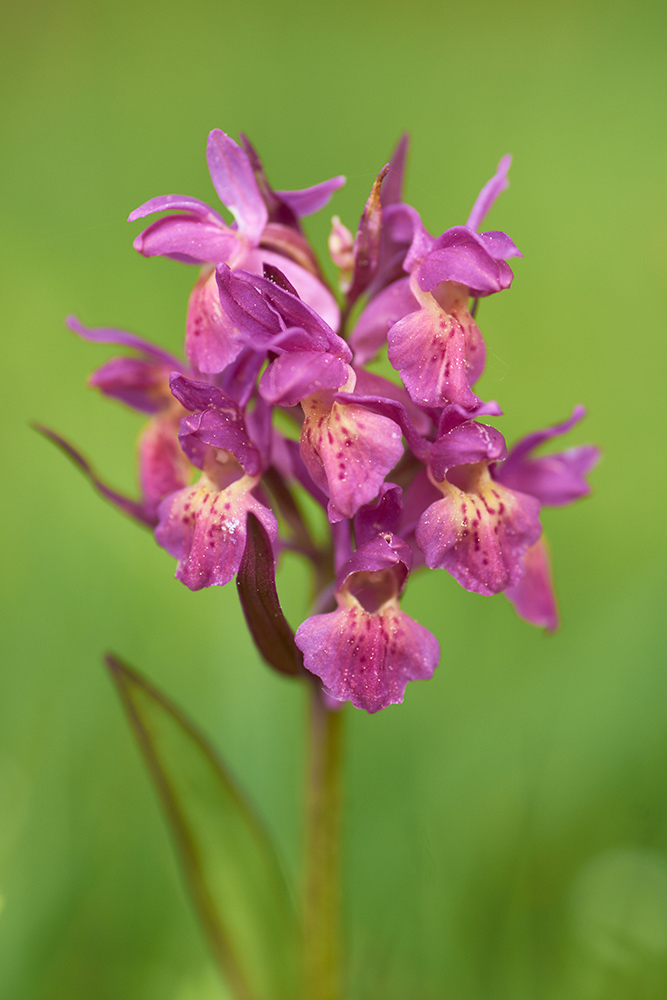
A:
[348,156,520,410]
[296,495,439,713]
[387,158,521,409]
[129,130,343,373]
[154,375,277,591]
[415,405,542,595]
[494,406,600,629]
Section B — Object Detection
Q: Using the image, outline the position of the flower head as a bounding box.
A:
[51,128,598,711]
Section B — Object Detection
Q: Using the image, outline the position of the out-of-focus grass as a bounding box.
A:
[1,0,665,996]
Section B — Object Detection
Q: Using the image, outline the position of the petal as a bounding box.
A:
[417,227,515,297]
[169,374,261,475]
[466,155,512,232]
[259,352,351,407]
[241,256,348,359]
[353,484,404,547]
[155,473,277,591]
[504,537,559,631]
[497,445,600,507]
[300,398,404,520]
[206,130,268,244]
[89,356,171,414]
[185,269,245,374]
[67,316,181,368]
[338,532,411,588]
[387,284,485,409]
[381,133,410,207]
[416,469,542,595]
[215,264,284,348]
[476,230,522,260]
[430,419,507,482]
[128,194,226,225]
[334,389,430,464]
[296,600,439,713]
[132,215,242,265]
[277,176,346,217]
[387,203,434,273]
[139,414,192,519]
[497,406,600,506]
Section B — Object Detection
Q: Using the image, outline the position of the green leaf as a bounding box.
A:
[106,655,301,1000]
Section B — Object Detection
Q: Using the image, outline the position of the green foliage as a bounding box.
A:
[107,656,300,1000]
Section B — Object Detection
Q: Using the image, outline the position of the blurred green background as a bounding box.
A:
[2,0,666,997]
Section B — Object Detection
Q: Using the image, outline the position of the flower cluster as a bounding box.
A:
[58,129,598,713]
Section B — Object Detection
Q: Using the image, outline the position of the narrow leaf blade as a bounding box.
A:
[106,655,300,1000]
[236,513,303,677]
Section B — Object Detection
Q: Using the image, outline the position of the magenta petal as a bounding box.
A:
[128,195,226,225]
[169,374,261,475]
[89,357,170,414]
[430,420,507,482]
[476,230,522,260]
[498,445,600,507]
[277,176,346,217]
[239,262,349,360]
[132,216,241,265]
[353,484,403,547]
[417,230,514,296]
[504,537,559,631]
[206,130,267,244]
[155,474,277,591]
[466,155,512,232]
[186,270,245,374]
[334,390,430,464]
[67,316,181,368]
[215,264,284,347]
[250,250,342,335]
[416,473,542,595]
[497,406,600,506]
[296,602,439,713]
[381,133,410,207]
[259,352,351,407]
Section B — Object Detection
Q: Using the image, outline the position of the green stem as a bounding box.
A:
[303,681,344,1000]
